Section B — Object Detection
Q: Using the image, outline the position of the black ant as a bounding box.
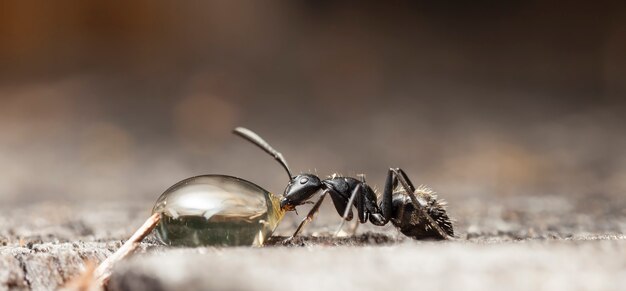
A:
[93,127,456,286]
[234,127,454,240]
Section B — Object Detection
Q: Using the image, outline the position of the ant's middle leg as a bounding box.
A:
[333,184,364,236]
[334,178,384,236]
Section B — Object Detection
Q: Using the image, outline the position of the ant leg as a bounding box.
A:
[333,184,363,236]
[397,168,416,192]
[390,168,452,240]
[364,168,405,229]
[289,190,328,239]
[380,169,395,221]
[328,188,353,221]
[349,218,360,235]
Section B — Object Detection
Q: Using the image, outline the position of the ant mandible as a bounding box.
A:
[234,127,454,241]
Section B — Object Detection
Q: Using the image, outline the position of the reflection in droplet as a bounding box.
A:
[152,175,284,247]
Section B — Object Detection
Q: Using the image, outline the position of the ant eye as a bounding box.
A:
[299,177,309,184]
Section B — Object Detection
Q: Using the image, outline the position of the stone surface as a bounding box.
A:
[0,193,625,291]
[108,239,626,291]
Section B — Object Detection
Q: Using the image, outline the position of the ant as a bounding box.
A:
[234,127,454,240]
[93,127,455,286]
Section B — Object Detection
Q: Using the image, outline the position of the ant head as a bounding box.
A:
[234,127,322,211]
[280,174,322,211]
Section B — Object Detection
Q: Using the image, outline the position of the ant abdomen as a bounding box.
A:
[391,187,454,239]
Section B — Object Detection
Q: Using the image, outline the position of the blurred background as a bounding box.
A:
[1,1,625,214]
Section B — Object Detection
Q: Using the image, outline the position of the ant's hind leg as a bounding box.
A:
[391,168,452,240]
[288,190,329,240]
[397,168,416,192]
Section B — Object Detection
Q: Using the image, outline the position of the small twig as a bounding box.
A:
[59,260,97,291]
[94,212,161,287]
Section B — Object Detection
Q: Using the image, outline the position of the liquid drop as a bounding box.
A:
[152,175,284,247]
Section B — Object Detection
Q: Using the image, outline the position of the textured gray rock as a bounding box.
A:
[0,243,116,291]
[0,194,625,290]
[108,240,626,291]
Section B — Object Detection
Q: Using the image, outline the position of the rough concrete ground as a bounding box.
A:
[1,193,625,291]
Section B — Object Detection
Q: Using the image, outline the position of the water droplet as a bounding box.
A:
[152,175,284,247]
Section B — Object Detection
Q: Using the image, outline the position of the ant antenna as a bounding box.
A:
[233,127,293,180]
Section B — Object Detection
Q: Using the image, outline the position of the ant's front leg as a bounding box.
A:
[287,189,329,241]
[390,168,453,240]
